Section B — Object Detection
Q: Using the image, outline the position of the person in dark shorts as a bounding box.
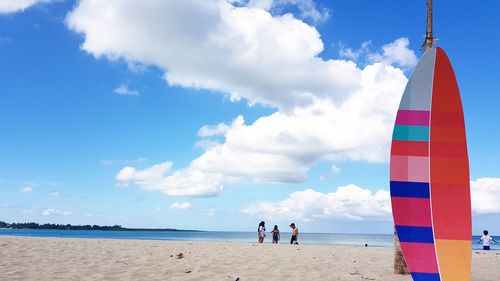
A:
[478,230,498,250]
[271,225,280,244]
[289,223,298,244]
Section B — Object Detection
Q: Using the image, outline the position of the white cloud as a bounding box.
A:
[69,1,416,195]
[116,162,173,188]
[198,123,230,137]
[194,139,220,150]
[160,169,225,197]
[42,208,72,216]
[369,38,418,69]
[338,39,417,69]
[338,41,371,61]
[0,0,56,14]
[19,186,33,193]
[155,62,404,189]
[49,191,60,197]
[240,178,500,222]
[170,202,192,210]
[285,0,329,24]
[66,0,400,110]
[242,184,391,221]
[246,0,273,10]
[114,84,139,96]
[154,206,162,212]
[117,60,407,196]
[115,161,224,197]
[471,178,500,215]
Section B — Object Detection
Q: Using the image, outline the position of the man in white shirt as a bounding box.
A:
[478,230,498,250]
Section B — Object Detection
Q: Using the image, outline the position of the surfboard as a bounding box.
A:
[390,47,471,281]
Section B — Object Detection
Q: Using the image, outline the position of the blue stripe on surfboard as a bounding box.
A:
[411,272,441,281]
[393,125,429,141]
[390,181,430,198]
[396,226,434,243]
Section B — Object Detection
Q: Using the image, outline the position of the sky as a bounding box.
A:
[1,0,500,234]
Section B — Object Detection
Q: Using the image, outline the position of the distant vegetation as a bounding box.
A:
[0,220,195,232]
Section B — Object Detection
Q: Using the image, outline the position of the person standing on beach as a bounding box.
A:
[478,230,498,250]
[271,225,280,244]
[258,221,266,243]
[289,223,298,245]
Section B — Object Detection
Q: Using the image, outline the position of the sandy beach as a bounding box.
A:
[0,236,498,281]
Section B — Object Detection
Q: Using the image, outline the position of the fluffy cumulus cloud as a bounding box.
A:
[116,161,223,197]
[369,38,418,69]
[116,161,173,188]
[116,61,406,196]
[67,0,417,196]
[339,39,418,69]
[169,202,192,210]
[66,0,411,110]
[242,184,391,221]
[241,178,500,222]
[471,178,500,215]
[0,0,56,14]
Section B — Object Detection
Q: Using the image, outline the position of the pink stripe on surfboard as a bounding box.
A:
[390,155,429,182]
[391,197,432,227]
[395,110,430,126]
[400,242,440,273]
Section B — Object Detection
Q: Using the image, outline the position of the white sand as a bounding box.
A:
[0,236,498,281]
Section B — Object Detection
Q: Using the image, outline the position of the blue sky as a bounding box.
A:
[1,0,500,234]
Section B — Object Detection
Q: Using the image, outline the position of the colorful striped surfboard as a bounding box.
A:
[390,47,471,281]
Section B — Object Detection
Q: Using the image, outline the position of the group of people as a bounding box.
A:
[256,225,498,250]
[257,221,299,245]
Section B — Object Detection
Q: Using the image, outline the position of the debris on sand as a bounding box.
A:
[349,270,361,275]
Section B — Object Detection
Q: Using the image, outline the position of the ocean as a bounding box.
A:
[0,229,496,250]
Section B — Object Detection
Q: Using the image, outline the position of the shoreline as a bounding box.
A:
[0,234,388,248]
[0,229,496,250]
[1,236,499,281]
[0,235,388,246]
[0,229,396,247]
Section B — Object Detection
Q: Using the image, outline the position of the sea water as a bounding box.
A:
[0,229,495,250]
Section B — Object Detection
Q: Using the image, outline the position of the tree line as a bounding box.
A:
[0,220,124,230]
[0,220,194,231]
